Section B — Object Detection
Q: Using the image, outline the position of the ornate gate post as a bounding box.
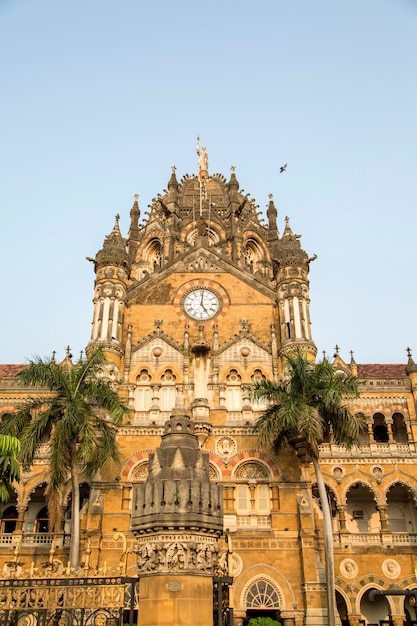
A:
[131,394,223,626]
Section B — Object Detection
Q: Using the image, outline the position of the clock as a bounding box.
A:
[183,287,220,320]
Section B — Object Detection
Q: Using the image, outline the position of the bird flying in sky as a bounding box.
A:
[280,163,287,173]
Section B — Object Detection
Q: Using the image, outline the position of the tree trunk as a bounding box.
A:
[312,455,337,626]
[69,464,80,569]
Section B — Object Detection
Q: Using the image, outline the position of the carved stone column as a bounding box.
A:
[15,506,27,533]
[386,418,394,442]
[377,505,389,531]
[337,505,347,531]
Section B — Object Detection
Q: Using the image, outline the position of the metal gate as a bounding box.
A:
[0,575,139,626]
[213,575,233,626]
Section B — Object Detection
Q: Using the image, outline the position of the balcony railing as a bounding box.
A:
[334,532,417,547]
[0,533,71,546]
[320,441,415,457]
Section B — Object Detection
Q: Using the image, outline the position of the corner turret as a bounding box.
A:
[89,215,128,360]
[276,216,317,362]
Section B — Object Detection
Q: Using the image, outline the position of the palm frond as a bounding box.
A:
[252,348,362,459]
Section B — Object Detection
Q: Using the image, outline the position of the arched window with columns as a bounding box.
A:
[160,369,177,412]
[135,369,152,412]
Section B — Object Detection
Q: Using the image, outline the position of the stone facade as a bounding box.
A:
[1,158,417,626]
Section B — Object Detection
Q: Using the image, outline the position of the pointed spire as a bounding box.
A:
[61,346,73,370]
[95,214,129,271]
[228,165,239,192]
[267,193,278,230]
[129,194,140,225]
[349,350,358,376]
[283,215,293,236]
[406,347,417,375]
[168,165,179,191]
[128,194,140,248]
[278,216,308,266]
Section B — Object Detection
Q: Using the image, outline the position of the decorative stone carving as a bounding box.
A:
[131,461,149,481]
[340,558,358,579]
[235,461,269,480]
[382,558,400,579]
[219,551,243,577]
[215,436,237,462]
[372,465,384,482]
[131,395,223,577]
[134,534,219,575]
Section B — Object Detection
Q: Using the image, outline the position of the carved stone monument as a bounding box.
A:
[131,393,223,626]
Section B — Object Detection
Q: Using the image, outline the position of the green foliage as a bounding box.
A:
[247,617,281,626]
[0,434,21,502]
[252,349,364,458]
[0,346,130,527]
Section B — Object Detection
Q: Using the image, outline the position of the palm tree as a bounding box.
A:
[252,350,364,626]
[0,347,129,568]
[0,434,21,502]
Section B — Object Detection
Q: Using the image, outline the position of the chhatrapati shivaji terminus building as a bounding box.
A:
[1,145,417,626]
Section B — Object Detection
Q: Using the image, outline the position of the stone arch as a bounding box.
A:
[344,481,380,534]
[180,219,227,246]
[243,230,271,260]
[0,409,16,422]
[312,480,340,510]
[384,481,417,532]
[398,576,417,617]
[349,403,372,418]
[391,411,408,443]
[129,362,157,384]
[224,449,280,480]
[383,479,417,506]
[342,479,379,504]
[242,575,284,610]
[130,460,149,482]
[233,460,272,481]
[154,363,183,383]
[209,462,221,481]
[234,563,295,614]
[218,362,246,383]
[135,231,164,261]
[246,363,272,382]
[121,450,152,480]
[372,411,389,443]
[354,578,396,617]
[334,579,355,616]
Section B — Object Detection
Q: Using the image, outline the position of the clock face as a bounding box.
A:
[183,288,220,320]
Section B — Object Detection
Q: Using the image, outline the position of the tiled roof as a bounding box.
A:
[357,364,407,378]
[0,364,27,378]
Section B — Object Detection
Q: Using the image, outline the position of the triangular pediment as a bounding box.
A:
[130,334,183,370]
[128,244,276,301]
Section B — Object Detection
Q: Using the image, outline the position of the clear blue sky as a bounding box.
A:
[1,0,416,365]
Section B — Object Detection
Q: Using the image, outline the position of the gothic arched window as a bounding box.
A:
[226,369,242,411]
[372,412,388,443]
[160,369,177,412]
[392,412,408,443]
[244,577,282,609]
[135,370,151,411]
[250,369,267,410]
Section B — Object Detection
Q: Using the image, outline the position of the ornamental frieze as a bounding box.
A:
[134,534,219,575]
